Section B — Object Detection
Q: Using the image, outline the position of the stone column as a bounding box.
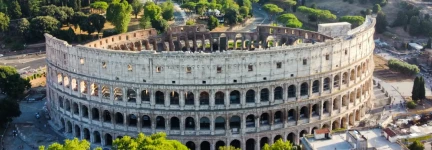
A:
[195,90,200,110]
[180,116,185,135]
[308,80,313,97]
[240,90,246,108]
[210,90,215,110]
[137,114,142,132]
[97,84,102,101]
[225,90,230,108]
[217,38,221,51]
[122,88,127,102]
[165,90,170,108]
[241,114,246,134]
[210,115,215,135]
[255,88,260,104]
[180,91,185,110]
[269,86,275,104]
[319,77,324,95]
[150,90,155,107]
[296,83,300,100]
[255,115,260,132]
[283,84,288,103]
[109,86,114,105]
[319,101,324,119]
[136,88,142,104]
[123,113,127,127]
[329,99,334,116]
[195,114,200,135]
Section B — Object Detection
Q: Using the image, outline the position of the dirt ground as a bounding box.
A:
[373,54,414,82]
[30,77,46,88]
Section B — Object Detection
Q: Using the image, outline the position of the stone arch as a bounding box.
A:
[103,110,111,122]
[312,80,319,93]
[288,109,296,121]
[215,141,225,150]
[246,138,255,150]
[93,131,101,143]
[64,76,70,88]
[65,99,70,111]
[357,66,361,77]
[357,89,361,99]
[350,91,355,103]
[72,102,79,115]
[274,86,283,100]
[91,108,99,120]
[312,104,319,116]
[230,139,241,149]
[215,116,225,129]
[215,91,225,105]
[83,128,90,140]
[200,91,210,105]
[128,114,137,127]
[230,90,241,104]
[342,72,348,84]
[71,78,78,91]
[186,141,196,150]
[341,117,347,128]
[311,126,319,134]
[105,133,113,146]
[66,121,72,133]
[356,110,361,121]
[260,88,269,102]
[288,85,296,98]
[170,117,180,130]
[246,90,255,103]
[141,90,150,101]
[322,123,330,129]
[91,83,98,96]
[300,129,308,138]
[80,81,87,94]
[287,133,296,144]
[274,111,283,124]
[142,115,151,128]
[74,125,81,137]
[334,75,340,88]
[58,97,63,108]
[201,141,211,150]
[246,114,255,127]
[170,91,180,105]
[300,106,308,118]
[342,95,348,106]
[333,98,339,110]
[260,137,269,149]
[185,117,195,130]
[260,113,270,125]
[200,117,210,130]
[230,116,241,130]
[115,112,123,125]
[350,69,355,81]
[156,116,165,129]
[155,91,165,105]
[81,105,88,118]
[57,73,63,84]
[185,91,194,105]
[113,88,122,101]
[349,113,355,126]
[323,101,329,113]
[301,82,308,96]
[101,85,110,99]
[324,77,330,90]
[332,120,340,130]
[127,89,137,102]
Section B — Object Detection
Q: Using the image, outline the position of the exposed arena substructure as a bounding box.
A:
[45,16,376,150]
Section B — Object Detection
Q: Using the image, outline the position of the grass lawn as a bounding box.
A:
[407,134,432,143]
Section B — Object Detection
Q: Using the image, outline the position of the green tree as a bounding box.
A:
[139,16,152,29]
[225,7,240,25]
[131,0,143,18]
[180,2,196,17]
[372,4,381,13]
[283,0,297,12]
[8,0,22,19]
[388,59,419,75]
[90,1,109,13]
[407,101,417,109]
[207,16,219,31]
[39,138,102,150]
[409,141,424,150]
[0,98,21,126]
[339,16,365,27]
[408,16,420,36]
[426,38,432,49]
[262,139,295,150]
[0,0,7,14]
[375,11,388,34]
[0,12,9,32]
[28,0,42,17]
[412,76,420,101]
[418,76,426,100]
[160,1,174,20]
[79,15,95,35]
[239,6,249,18]
[297,6,336,24]
[196,0,208,16]
[277,13,302,28]
[16,18,30,38]
[112,132,188,150]
[218,146,241,150]
[89,14,106,34]
[392,11,408,27]
[71,12,87,32]
[151,18,168,33]
[186,19,195,25]
[263,4,283,21]
[106,0,133,33]
[144,2,162,21]
[0,66,31,99]
[420,20,432,37]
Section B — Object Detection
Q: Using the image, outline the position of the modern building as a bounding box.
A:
[45,15,376,150]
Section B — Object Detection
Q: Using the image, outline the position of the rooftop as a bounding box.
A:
[383,128,397,137]
[315,128,330,134]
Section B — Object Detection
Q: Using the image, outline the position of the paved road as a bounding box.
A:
[232,3,270,32]
[173,2,187,25]
[0,55,46,70]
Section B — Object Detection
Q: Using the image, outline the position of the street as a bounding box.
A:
[232,3,271,32]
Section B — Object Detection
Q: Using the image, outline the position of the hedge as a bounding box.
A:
[388,59,419,75]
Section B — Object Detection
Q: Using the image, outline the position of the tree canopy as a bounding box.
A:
[90,1,109,13]
[0,98,21,126]
[207,16,219,31]
[106,0,132,33]
[218,146,241,150]
[131,0,143,18]
[263,4,283,20]
[339,16,365,27]
[89,14,106,34]
[160,1,175,21]
[30,16,61,39]
[262,139,295,150]
[39,138,101,150]
[144,2,162,21]
[297,6,336,21]
[277,13,302,28]
[409,140,424,150]
[0,67,31,99]
[112,132,188,150]
[388,59,419,76]
[375,11,387,33]
[412,76,426,101]
[8,0,22,19]
[0,12,9,32]
[372,4,381,13]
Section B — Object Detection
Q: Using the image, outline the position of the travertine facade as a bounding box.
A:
[45,16,376,150]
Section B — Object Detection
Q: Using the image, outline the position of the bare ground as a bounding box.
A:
[373,54,414,82]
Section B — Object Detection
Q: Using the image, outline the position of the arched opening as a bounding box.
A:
[64,76,70,88]
[59,97,63,108]
[185,91,194,105]
[81,105,88,118]
[127,89,136,102]
[342,72,348,84]
[357,89,361,99]
[341,117,347,128]
[300,130,308,138]
[334,75,340,88]
[128,114,137,127]
[215,91,224,105]
[142,115,151,128]
[350,69,355,81]
[312,104,319,116]
[230,140,241,149]
[170,91,180,105]
[324,78,330,91]
[287,133,296,144]
[200,117,210,130]
[260,113,269,125]
[74,125,81,137]
[215,141,225,150]
[105,133,113,146]
[357,66,361,78]
[201,141,211,150]
[103,110,111,122]
[91,108,99,120]
[170,117,180,130]
[350,91,355,103]
[274,86,283,100]
[200,92,209,105]
[229,116,241,130]
[215,117,225,129]
[71,79,78,91]
[311,127,319,134]
[57,74,63,84]
[230,90,241,104]
[246,139,255,150]
[312,80,319,93]
[115,112,124,125]
[322,124,330,129]
[349,113,354,126]
[113,88,122,101]
[246,90,255,103]
[155,91,165,105]
[246,115,255,127]
[260,137,269,149]
[356,110,361,121]
[300,83,308,96]
[91,83,98,96]
[66,121,72,133]
[288,85,296,98]
[80,81,87,94]
[274,135,282,142]
[333,98,339,110]
[73,102,79,115]
[300,106,308,118]
[274,111,282,124]
[141,90,150,102]
[332,120,340,130]
[323,101,329,113]
[260,88,269,102]
[65,99,70,111]
[101,86,110,99]
[186,141,196,150]
[185,117,195,130]
[156,116,165,129]
[83,128,90,140]
[93,131,101,143]
[288,109,296,121]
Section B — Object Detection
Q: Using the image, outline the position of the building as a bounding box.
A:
[383,128,398,142]
[313,128,331,140]
[44,15,376,149]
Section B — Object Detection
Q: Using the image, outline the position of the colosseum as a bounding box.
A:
[45,15,376,150]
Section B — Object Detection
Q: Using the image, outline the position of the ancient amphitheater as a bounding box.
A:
[45,15,376,150]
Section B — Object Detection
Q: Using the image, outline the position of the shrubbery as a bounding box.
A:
[407,101,417,109]
[388,59,419,76]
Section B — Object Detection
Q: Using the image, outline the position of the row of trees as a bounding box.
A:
[388,59,420,76]
[412,76,426,101]
[339,16,365,27]
[39,133,299,150]
[277,13,302,28]
[392,2,432,36]
[297,6,337,25]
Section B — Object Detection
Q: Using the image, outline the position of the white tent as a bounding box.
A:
[409,43,423,50]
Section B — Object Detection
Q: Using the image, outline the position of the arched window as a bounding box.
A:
[185,92,194,105]
[215,117,225,129]
[274,87,283,100]
[185,117,195,130]
[170,117,180,130]
[155,91,164,105]
[246,90,255,103]
[324,78,330,90]
[260,88,269,102]
[288,85,296,98]
[246,115,255,127]
[170,91,179,105]
[300,83,308,96]
[215,91,224,105]
[230,90,240,104]
[200,117,210,129]
[200,92,209,105]
[312,80,319,93]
